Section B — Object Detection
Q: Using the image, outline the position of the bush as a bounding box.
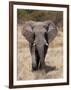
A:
[17,9,63,27]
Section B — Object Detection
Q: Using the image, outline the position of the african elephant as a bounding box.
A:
[22,20,57,71]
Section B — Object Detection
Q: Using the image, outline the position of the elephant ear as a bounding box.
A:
[22,21,35,44]
[44,20,58,43]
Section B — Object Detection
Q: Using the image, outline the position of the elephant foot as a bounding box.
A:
[39,66,44,70]
[32,63,38,71]
[39,63,45,70]
[32,65,38,71]
[32,67,38,71]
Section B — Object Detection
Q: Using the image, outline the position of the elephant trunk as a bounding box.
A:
[33,38,48,69]
[36,44,45,69]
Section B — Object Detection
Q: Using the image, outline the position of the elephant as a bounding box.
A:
[22,20,57,71]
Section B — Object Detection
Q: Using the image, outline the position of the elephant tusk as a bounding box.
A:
[44,39,49,46]
[45,42,49,46]
[33,43,36,46]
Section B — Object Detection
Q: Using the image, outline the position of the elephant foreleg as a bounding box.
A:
[31,46,38,71]
[39,59,45,69]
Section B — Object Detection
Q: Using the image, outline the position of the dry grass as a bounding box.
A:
[17,25,63,80]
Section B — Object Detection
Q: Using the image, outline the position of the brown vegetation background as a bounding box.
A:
[17,9,63,80]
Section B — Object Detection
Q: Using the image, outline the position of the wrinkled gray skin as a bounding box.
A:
[22,20,57,71]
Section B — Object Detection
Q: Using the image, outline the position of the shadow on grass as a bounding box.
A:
[32,65,56,73]
[39,65,56,73]
[44,65,56,73]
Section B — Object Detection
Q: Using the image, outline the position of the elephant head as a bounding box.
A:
[22,20,57,71]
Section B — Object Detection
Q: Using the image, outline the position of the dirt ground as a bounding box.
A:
[17,25,63,80]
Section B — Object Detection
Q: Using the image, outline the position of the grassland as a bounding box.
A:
[17,25,63,80]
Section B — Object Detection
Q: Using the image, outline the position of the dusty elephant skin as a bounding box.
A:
[17,22,63,80]
[22,21,57,71]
